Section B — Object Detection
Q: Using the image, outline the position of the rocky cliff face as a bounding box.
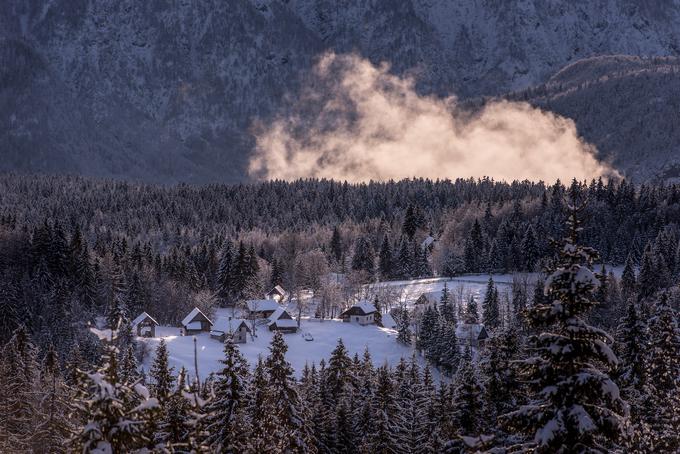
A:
[3,0,680,182]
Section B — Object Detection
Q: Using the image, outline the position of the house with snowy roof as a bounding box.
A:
[455,323,489,347]
[131,312,158,338]
[267,307,298,333]
[246,299,280,319]
[210,317,251,344]
[265,285,287,302]
[181,307,213,335]
[340,301,378,325]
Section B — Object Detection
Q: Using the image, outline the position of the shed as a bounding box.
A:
[210,318,251,344]
[131,312,158,338]
[340,301,378,325]
[455,323,489,347]
[268,307,298,333]
[181,307,213,335]
[247,299,280,319]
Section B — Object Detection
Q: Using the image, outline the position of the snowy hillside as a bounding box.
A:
[4,1,680,182]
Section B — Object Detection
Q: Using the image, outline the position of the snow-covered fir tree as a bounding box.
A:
[504,199,628,452]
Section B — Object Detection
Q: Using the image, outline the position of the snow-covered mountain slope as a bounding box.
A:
[509,55,680,182]
[3,1,680,182]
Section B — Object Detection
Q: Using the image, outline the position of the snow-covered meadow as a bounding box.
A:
[138,274,531,380]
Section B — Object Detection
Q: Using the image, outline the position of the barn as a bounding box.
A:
[131,312,158,338]
[181,307,213,335]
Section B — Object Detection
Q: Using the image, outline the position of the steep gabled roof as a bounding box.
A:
[211,318,251,334]
[246,299,280,312]
[455,323,489,341]
[131,312,158,327]
[268,306,293,323]
[181,307,212,327]
[340,301,378,317]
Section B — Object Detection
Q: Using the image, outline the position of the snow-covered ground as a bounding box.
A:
[139,317,425,381]
[138,268,620,381]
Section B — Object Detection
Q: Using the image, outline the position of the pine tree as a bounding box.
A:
[71,341,158,453]
[439,283,456,324]
[504,200,627,452]
[35,344,74,452]
[466,295,479,324]
[396,308,412,346]
[520,224,539,271]
[149,339,175,406]
[642,293,680,452]
[157,367,193,449]
[263,331,315,453]
[330,226,343,264]
[352,236,375,279]
[439,323,461,376]
[217,241,234,302]
[119,344,141,384]
[395,358,429,454]
[0,326,40,452]
[402,204,419,240]
[451,347,485,438]
[361,365,398,454]
[395,238,413,279]
[637,244,657,301]
[325,338,353,401]
[204,335,252,452]
[482,276,500,330]
[378,236,394,279]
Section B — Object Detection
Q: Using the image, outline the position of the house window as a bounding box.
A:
[355,317,359,322]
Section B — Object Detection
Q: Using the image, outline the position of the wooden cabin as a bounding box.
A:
[340,301,378,326]
[267,307,298,333]
[210,318,251,344]
[131,312,158,338]
[181,307,213,335]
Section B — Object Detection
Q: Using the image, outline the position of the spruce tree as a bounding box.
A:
[451,347,485,438]
[204,335,252,452]
[378,236,394,280]
[504,200,627,452]
[330,226,343,264]
[439,283,456,324]
[263,331,315,453]
[149,339,175,406]
[396,308,412,346]
[466,295,479,324]
[482,276,500,330]
[642,293,680,452]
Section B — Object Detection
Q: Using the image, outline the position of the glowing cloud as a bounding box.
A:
[249,53,617,183]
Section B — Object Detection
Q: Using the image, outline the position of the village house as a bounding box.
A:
[265,285,287,302]
[181,307,213,335]
[455,323,489,347]
[267,307,298,333]
[340,301,378,325]
[210,318,251,344]
[246,299,280,319]
[131,312,158,338]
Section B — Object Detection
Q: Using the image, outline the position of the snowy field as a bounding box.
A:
[138,269,620,381]
[139,317,423,381]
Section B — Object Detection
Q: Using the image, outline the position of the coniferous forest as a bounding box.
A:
[1,173,679,452]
